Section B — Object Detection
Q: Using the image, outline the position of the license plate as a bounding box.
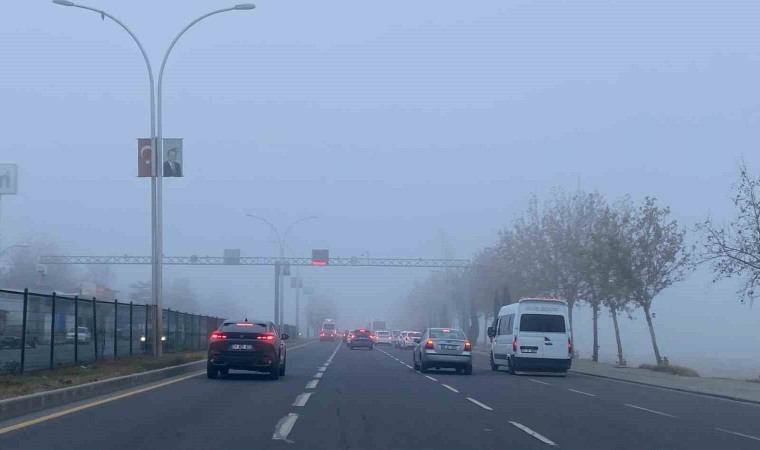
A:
[441,345,458,350]
[521,347,538,353]
[230,344,254,350]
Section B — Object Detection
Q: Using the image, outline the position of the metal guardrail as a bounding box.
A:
[0,289,224,374]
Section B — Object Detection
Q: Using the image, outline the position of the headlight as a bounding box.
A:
[140,336,146,342]
[161,336,167,341]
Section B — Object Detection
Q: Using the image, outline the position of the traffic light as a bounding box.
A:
[312,249,329,266]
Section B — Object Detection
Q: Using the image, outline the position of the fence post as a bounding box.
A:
[50,292,57,370]
[113,299,118,359]
[93,297,99,360]
[144,304,149,355]
[166,308,171,354]
[129,302,133,356]
[20,288,29,374]
[74,295,79,364]
[175,311,179,353]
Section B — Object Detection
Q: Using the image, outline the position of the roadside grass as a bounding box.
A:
[0,351,204,400]
[639,363,700,377]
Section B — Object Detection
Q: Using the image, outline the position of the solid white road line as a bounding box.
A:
[624,404,677,418]
[305,380,319,389]
[318,367,327,372]
[509,421,558,447]
[441,384,460,393]
[292,393,312,407]
[568,388,596,397]
[425,376,438,381]
[272,413,299,441]
[529,379,551,386]
[715,428,760,442]
[466,398,494,411]
[314,372,323,379]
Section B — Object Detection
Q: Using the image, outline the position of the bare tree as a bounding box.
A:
[631,197,690,365]
[698,162,760,305]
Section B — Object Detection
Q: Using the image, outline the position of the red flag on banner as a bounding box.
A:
[137,138,153,177]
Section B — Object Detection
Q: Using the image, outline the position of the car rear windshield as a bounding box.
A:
[322,324,336,330]
[376,331,390,336]
[221,322,268,333]
[408,332,421,338]
[519,314,566,333]
[429,329,466,339]
[353,330,370,337]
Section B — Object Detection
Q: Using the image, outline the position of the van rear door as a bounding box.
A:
[517,313,567,359]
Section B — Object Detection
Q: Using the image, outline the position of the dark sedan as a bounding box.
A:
[348,329,374,350]
[207,319,288,380]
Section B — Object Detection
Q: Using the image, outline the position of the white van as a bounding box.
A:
[487,298,572,375]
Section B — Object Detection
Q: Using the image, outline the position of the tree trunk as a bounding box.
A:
[610,304,624,366]
[567,299,575,341]
[592,303,600,362]
[643,304,663,365]
[468,301,479,345]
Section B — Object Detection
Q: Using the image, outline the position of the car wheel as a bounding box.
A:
[507,356,516,375]
[350,345,354,350]
[413,353,419,370]
[464,364,473,375]
[207,365,218,379]
[490,352,499,371]
[419,359,428,373]
[269,359,280,380]
[279,356,287,376]
[369,346,374,350]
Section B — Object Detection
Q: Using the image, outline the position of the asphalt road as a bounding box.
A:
[1,340,760,449]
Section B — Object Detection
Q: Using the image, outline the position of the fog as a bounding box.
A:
[2,0,760,377]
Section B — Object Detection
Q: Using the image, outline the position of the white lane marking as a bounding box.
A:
[318,367,327,372]
[272,413,299,442]
[314,372,323,379]
[509,421,558,447]
[405,364,413,369]
[466,397,494,411]
[305,380,319,389]
[288,340,319,351]
[529,379,551,386]
[425,375,438,381]
[568,388,596,397]
[624,403,677,418]
[292,393,312,407]
[441,384,460,393]
[716,428,760,442]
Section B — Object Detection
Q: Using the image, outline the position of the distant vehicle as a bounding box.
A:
[399,331,421,349]
[207,319,288,380]
[320,319,338,341]
[413,327,472,375]
[370,319,387,332]
[348,329,374,350]
[391,329,401,340]
[374,330,392,346]
[393,331,406,348]
[65,326,92,344]
[487,298,572,375]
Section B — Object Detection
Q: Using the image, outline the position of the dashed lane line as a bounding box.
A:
[441,384,460,393]
[568,388,596,397]
[272,413,299,442]
[509,421,558,447]
[405,364,413,369]
[318,367,327,372]
[624,403,677,419]
[529,379,551,386]
[305,380,319,389]
[425,376,438,382]
[314,372,323,379]
[292,393,312,407]
[466,397,494,411]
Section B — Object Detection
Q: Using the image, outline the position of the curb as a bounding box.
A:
[570,369,760,406]
[0,359,205,423]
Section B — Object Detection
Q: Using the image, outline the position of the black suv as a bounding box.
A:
[348,329,374,350]
[207,319,288,380]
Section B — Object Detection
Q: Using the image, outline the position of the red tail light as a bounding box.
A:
[405,337,409,340]
[211,333,227,340]
[425,339,434,350]
[257,334,275,341]
[512,336,518,352]
[464,340,471,351]
[568,338,573,355]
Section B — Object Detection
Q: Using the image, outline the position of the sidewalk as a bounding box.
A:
[475,350,760,404]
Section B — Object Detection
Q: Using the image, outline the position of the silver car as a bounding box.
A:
[412,328,472,375]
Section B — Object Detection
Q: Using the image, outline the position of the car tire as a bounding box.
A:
[369,346,374,350]
[350,345,354,350]
[507,356,516,375]
[207,365,218,379]
[419,359,428,373]
[279,356,287,376]
[269,359,280,380]
[464,364,473,375]
[413,354,419,370]
[490,352,499,371]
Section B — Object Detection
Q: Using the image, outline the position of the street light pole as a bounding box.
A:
[54,1,255,356]
[246,215,317,326]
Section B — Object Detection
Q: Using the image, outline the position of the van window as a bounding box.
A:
[519,314,566,333]
[498,314,514,335]
[322,323,336,330]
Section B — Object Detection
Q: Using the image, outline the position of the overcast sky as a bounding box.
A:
[2,0,760,375]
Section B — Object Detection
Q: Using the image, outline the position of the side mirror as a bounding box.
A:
[281,333,289,340]
[487,327,496,338]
